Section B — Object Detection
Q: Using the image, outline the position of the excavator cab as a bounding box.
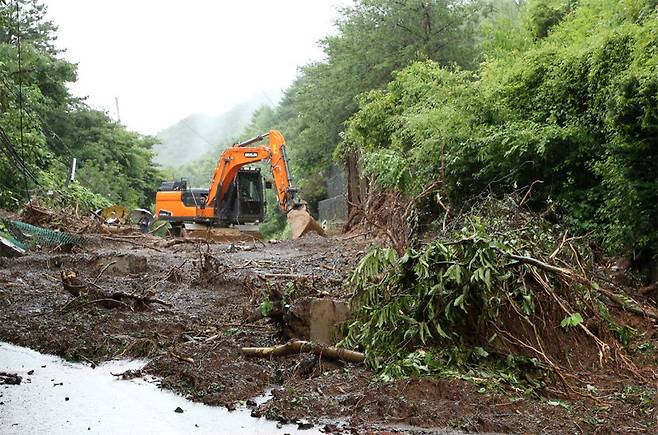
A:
[218,167,265,224]
[156,168,265,229]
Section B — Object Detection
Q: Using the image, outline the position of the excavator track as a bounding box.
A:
[178,223,263,242]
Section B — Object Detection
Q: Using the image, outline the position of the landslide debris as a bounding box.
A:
[341,197,657,408]
[1,200,655,434]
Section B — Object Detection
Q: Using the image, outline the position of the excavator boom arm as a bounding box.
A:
[205,130,299,213]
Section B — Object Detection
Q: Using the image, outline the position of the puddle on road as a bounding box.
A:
[0,342,322,435]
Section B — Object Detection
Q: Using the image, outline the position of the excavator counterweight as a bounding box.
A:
[155,130,324,240]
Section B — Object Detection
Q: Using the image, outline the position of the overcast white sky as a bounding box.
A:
[45,0,347,135]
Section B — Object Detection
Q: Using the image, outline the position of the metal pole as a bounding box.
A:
[115,97,121,123]
[66,157,77,186]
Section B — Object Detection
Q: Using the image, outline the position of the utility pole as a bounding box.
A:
[66,157,77,186]
[115,97,121,123]
[15,0,29,201]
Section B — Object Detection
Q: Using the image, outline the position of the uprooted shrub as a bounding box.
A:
[341,200,655,396]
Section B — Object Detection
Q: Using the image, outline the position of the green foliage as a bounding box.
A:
[148,220,171,238]
[526,0,569,39]
[477,0,533,60]
[595,299,636,346]
[259,297,273,317]
[342,0,658,257]
[0,1,161,211]
[560,312,583,329]
[37,171,110,211]
[342,200,640,392]
[51,108,161,208]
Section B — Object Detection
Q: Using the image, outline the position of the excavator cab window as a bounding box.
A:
[239,177,261,202]
[236,171,264,221]
[159,178,188,192]
[219,169,265,224]
[181,188,209,208]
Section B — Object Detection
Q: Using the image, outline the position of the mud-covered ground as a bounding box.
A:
[0,232,656,434]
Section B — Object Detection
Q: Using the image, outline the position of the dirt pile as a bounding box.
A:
[344,198,657,395]
[332,196,657,433]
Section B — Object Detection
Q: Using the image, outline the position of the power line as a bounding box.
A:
[180,119,216,149]
[0,124,40,184]
[14,0,29,199]
[0,69,73,157]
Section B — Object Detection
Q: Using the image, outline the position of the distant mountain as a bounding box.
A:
[152,94,274,167]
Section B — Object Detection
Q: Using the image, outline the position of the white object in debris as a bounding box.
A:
[0,235,25,257]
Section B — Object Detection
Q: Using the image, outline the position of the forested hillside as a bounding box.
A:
[0,0,160,209]
[227,0,656,260]
[153,94,273,167]
[1,0,655,260]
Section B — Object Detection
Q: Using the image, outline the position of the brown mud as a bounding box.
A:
[0,232,655,434]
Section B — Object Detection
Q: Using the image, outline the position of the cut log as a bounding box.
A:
[246,297,351,344]
[241,340,365,363]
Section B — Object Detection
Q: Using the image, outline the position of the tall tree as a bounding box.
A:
[261,0,484,208]
[0,0,161,209]
[342,0,658,258]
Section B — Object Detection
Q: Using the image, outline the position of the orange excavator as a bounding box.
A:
[155,130,324,239]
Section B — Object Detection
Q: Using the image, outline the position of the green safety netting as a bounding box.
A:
[1,219,86,249]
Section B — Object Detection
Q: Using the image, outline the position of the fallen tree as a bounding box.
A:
[242,340,365,364]
[341,198,657,397]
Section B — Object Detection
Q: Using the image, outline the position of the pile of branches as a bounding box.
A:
[21,201,101,234]
[345,179,443,254]
[342,198,657,397]
[59,269,172,312]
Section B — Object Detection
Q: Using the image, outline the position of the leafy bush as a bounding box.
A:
[342,199,643,393]
[37,171,111,211]
[342,0,658,258]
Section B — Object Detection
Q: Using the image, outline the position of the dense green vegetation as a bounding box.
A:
[0,0,160,210]
[1,0,655,258]
[342,0,657,258]
[218,0,655,256]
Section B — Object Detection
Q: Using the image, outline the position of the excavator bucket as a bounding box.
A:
[287,205,326,240]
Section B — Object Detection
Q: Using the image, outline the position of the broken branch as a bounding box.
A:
[241,340,365,364]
